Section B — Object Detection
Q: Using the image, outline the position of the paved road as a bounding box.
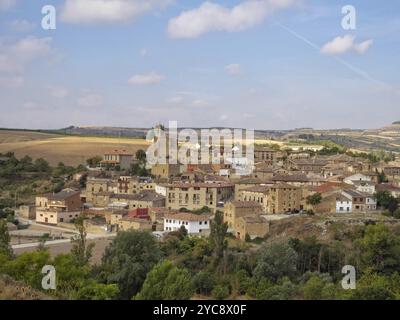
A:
[13,215,116,250]
[16,216,79,234]
[12,232,116,249]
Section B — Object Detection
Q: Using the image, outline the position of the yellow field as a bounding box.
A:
[0,130,150,166]
[254,139,284,146]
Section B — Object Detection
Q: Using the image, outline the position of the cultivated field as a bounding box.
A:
[0,130,150,166]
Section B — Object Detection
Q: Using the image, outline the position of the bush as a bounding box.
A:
[212,285,230,300]
[393,209,400,220]
[193,271,215,296]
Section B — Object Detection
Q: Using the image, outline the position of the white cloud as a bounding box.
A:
[225,63,241,76]
[10,36,52,59]
[48,85,69,98]
[321,35,373,55]
[61,0,173,24]
[7,19,36,32]
[78,93,103,107]
[168,0,299,39]
[128,72,165,85]
[0,36,53,73]
[0,0,16,11]
[354,39,374,54]
[0,37,53,75]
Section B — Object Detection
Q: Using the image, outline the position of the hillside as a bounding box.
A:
[0,130,149,166]
[0,275,52,300]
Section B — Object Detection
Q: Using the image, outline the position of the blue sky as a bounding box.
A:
[0,0,399,130]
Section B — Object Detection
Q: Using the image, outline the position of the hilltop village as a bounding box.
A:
[12,143,400,241]
[2,133,400,300]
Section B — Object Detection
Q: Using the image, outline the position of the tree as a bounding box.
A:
[100,230,162,299]
[377,171,388,183]
[34,158,50,172]
[301,273,337,300]
[173,225,188,240]
[212,285,230,300]
[209,211,228,262]
[356,223,400,274]
[193,271,215,295]
[37,233,50,252]
[79,174,87,188]
[393,209,400,220]
[349,272,399,300]
[257,277,298,300]
[70,216,94,266]
[130,163,150,176]
[74,281,119,300]
[306,193,322,206]
[387,199,399,215]
[375,191,397,211]
[86,156,102,168]
[0,219,12,258]
[135,149,147,163]
[254,240,298,283]
[2,251,51,289]
[135,260,194,300]
[52,253,90,298]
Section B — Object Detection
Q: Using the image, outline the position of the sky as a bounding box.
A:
[0,0,399,130]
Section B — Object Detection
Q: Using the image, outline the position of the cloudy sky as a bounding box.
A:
[0,0,399,130]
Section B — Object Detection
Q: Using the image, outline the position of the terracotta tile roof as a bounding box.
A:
[167,182,234,188]
[376,184,400,192]
[234,178,265,185]
[241,186,270,194]
[313,182,343,193]
[47,189,80,201]
[164,212,211,222]
[272,174,309,182]
[111,191,165,201]
[239,215,267,224]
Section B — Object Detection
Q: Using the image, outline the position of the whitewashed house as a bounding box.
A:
[353,181,376,194]
[336,195,352,213]
[344,173,371,185]
[365,195,377,211]
[164,212,211,235]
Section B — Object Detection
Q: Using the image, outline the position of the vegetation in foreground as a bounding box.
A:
[2,212,400,300]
